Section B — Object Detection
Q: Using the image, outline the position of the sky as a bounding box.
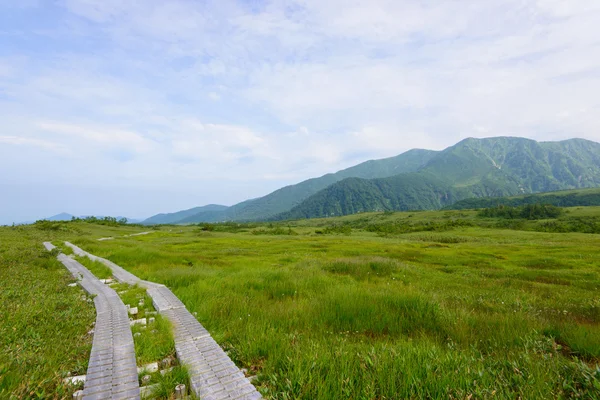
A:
[1,0,600,224]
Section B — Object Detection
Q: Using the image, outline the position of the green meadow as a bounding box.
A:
[0,222,152,398]
[0,225,96,398]
[74,207,599,399]
[1,207,599,398]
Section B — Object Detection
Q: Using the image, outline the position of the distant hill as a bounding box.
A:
[273,137,600,220]
[144,149,437,224]
[142,204,229,225]
[447,187,600,210]
[46,212,75,221]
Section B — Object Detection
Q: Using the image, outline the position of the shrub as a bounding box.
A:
[321,225,352,235]
[199,223,215,231]
[478,204,563,220]
[34,220,63,231]
[365,219,472,236]
[251,227,298,236]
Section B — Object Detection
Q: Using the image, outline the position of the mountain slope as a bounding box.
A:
[276,173,458,220]
[142,204,228,225]
[420,137,600,195]
[447,187,600,209]
[177,149,438,223]
[274,137,600,220]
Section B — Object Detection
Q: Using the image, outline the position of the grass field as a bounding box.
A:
[0,221,159,398]
[2,209,599,398]
[65,208,600,399]
[0,225,95,399]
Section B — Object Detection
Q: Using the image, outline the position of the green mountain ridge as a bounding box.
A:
[273,137,600,220]
[142,137,600,224]
[274,173,459,220]
[447,187,600,209]
[144,149,437,224]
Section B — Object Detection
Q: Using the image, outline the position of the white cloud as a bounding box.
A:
[170,120,268,162]
[1,0,600,221]
[37,121,153,152]
[0,135,67,151]
[239,2,600,141]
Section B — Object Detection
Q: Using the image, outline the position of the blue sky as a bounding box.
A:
[1,0,600,224]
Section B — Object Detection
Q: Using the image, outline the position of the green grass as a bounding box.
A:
[3,211,600,398]
[53,242,74,255]
[0,222,163,399]
[75,256,113,279]
[145,366,192,399]
[132,314,175,365]
[0,226,95,399]
[65,208,600,399]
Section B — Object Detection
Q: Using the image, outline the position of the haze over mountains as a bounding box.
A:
[142,137,600,224]
[142,205,229,225]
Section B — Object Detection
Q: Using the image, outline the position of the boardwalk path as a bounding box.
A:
[43,242,140,400]
[65,242,262,400]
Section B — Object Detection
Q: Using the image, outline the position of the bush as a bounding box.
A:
[196,222,260,233]
[364,219,473,236]
[319,225,352,235]
[34,220,63,231]
[199,223,215,231]
[251,227,298,236]
[536,217,600,234]
[71,216,131,226]
[478,204,563,220]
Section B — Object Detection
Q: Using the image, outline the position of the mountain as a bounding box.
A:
[275,173,458,220]
[418,137,600,195]
[146,149,438,224]
[46,212,75,221]
[447,187,600,210]
[142,204,229,225]
[274,137,600,220]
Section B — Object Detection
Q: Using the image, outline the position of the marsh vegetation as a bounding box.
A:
[74,207,600,398]
[2,206,599,398]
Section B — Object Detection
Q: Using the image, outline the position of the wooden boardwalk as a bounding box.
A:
[44,242,140,400]
[65,242,262,400]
